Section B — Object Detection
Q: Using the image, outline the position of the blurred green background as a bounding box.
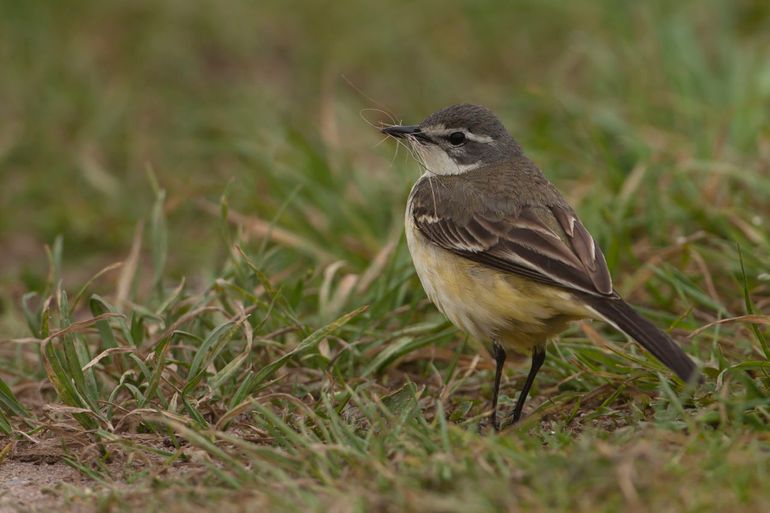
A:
[1,0,769,330]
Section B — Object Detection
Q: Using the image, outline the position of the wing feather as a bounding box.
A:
[410,182,614,297]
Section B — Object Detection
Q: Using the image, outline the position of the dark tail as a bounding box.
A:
[584,297,698,383]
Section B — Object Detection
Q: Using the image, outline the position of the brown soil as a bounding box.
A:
[0,461,90,513]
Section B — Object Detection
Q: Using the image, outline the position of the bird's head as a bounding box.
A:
[381,104,521,175]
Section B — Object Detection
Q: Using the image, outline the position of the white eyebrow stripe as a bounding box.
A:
[465,132,493,143]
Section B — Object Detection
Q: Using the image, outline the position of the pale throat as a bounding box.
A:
[412,144,482,176]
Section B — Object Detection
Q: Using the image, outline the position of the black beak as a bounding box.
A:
[380,124,422,139]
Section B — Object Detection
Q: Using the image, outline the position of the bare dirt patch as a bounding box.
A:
[0,461,91,513]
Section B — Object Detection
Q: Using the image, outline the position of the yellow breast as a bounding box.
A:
[404,205,593,354]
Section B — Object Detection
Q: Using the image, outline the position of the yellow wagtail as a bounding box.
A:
[382,104,698,430]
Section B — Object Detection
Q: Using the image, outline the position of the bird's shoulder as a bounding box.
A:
[409,157,567,222]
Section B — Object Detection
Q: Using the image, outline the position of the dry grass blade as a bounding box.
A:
[116,222,143,308]
[687,314,770,340]
[82,347,137,371]
[31,312,125,344]
[197,198,335,263]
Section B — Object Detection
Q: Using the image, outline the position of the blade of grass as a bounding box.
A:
[229,305,367,408]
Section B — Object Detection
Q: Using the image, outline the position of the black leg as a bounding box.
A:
[508,346,546,424]
[490,342,507,431]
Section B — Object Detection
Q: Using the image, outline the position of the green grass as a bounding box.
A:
[1,0,770,511]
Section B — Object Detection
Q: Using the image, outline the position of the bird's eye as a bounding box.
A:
[448,131,466,146]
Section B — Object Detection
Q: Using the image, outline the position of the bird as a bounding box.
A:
[381,103,699,430]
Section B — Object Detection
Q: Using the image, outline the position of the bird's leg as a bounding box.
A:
[508,346,546,424]
[490,342,507,431]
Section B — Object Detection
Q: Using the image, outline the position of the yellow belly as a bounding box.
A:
[405,214,593,354]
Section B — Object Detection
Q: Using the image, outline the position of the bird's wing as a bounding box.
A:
[411,188,614,298]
